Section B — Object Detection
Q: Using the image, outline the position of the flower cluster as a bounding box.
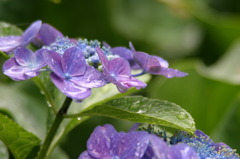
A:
[79,124,239,159]
[170,130,240,159]
[0,20,187,100]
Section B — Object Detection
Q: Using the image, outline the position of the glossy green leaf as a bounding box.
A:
[0,113,40,159]
[79,96,196,134]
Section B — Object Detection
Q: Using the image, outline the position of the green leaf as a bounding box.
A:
[80,96,196,134]
[0,141,8,159]
[0,113,41,159]
[0,22,22,36]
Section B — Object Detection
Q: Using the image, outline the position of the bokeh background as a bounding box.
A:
[0,0,240,158]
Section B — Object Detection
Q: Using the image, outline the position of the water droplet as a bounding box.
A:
[46,101,52,107]
[40,90,45,95]
[136,109,145,114]
[77,117,81,120]
[177,112,188,120]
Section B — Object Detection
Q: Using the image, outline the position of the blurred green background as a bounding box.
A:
[0,0,240,158]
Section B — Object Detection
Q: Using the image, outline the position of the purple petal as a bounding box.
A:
[21,20,42,46]
[14,47,34,66]
[50,73,91,100]
[44,50,64,78]
[114,131,149,159]
[3,58,40,80]
[71,66,107,88]
[78,151,94,159]
[107,58,131,76]
[0,36,21,53]
[154,56,169,68]
[133,51,150,70]
[96,47,108,68]
[111,47,140,69]
[152,67,188,78]
[172,144,199,159]
[144,134,170,159]
[34,23,63,46]
[62,47,86,76]
[33,49,47,68]
[87,124,118,158]
[114,75,147,93]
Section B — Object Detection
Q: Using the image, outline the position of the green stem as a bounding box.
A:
[37,97,72,159]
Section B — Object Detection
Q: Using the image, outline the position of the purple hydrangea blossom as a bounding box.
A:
[0,20,42,53]
[44,47,107,100]
[3,47,46,80]
[96,48,147,92]
[129,43,188,78]
[79,124,150,159]
[79,124,200,159]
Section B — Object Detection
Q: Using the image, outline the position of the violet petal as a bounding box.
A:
[78,151,94,159]
[44,50,64,78]
[114,131,149,159]
[21,20,42,46]
[62,47,86,76]
[14,47,34,66]
[111,47,140,69]
[35,23,63,46]
[87,124,118,158]
[0,36,21,53]
[172,144,199,159]
[50,73,91,100]
[107,58,131,75]
[3,58,40,81]
[70,66,107,88]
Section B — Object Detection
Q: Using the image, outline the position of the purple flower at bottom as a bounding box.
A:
[79,124,150,159]
[3,48,46,80]
[96,48,147,93]
[0,20,42,53]
[44,47,107,100]
[143,135,199,159]
[78,124,200,159]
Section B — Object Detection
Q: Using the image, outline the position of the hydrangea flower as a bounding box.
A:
[143,134,199,159]
[170,130,240,159]
[96,48,147,92]
[3,47,46,80]
[44,47,107,100]
[0,20,63,54]
[78,124,200,159]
